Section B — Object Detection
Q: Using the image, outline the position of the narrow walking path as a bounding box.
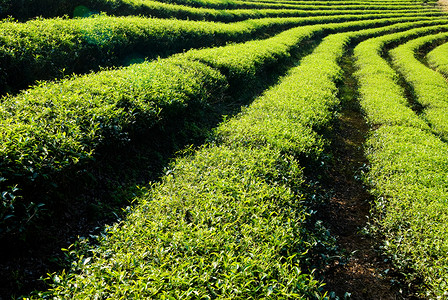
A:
[321,109,398,299]
[318,54,421,299]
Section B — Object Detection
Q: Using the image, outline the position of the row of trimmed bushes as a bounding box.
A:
[354,22,448,128]
[29,15,448,300]
[0,0,440,21]
[136,0,433,10]
[0,14,435,250]
[2,13,427,95]
[390,32,448,140]
[354,23,448,298]
[427,39,448,75]
[27,17,385,300]
[146,0,433,10]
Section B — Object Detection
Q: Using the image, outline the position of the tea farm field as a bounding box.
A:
[1,0,448,298]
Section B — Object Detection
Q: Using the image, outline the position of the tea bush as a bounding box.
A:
[354,23,448,298]
[29,15,448,300]
[391,32,448,140]
[2,13,422,94]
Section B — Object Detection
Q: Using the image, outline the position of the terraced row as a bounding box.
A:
[5,16,437,238]
[31,19,447,300]
[2,0,448,298]
[169,0,434,9]
[354,23,448,298]
[4,12,433,95]
[391,33,448,139]
[427,39,448,75]
[2,0,441,21]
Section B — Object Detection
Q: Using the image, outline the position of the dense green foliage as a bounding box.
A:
[354,23,448,298]
[2,0,448,298]
[0,57,227,235]
[2,16,432,237]
[3,13,424,94]
[37,145,324,298]
[354,22,448,127]
[0,0,441,21]
[27,16,448,300]
[28,20,351,300]
[0,15,242,94]
[179,17,438,87]
[155,0,432,10]
[390,32,448,140]
[427,40,448,75]
[366,126,448,298]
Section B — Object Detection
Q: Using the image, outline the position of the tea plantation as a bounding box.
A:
[1,0,448,298]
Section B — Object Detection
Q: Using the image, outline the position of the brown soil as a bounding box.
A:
[317,54,422,299]
[319,109,400,299]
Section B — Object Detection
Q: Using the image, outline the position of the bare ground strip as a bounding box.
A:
[317,53,422,299]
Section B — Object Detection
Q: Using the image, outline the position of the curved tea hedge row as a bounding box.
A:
[2,16,434,236]
[29,21,404,300]
[60,6,442,22]
[162,0,431,10]
[0,57,227,236]
[1,0,441,21]
[0,15,249,94]
[366,126,448,298]
[4,0,429,20]
[27,16,448,299]
[3,12,430,95]
[354,24,448,298]
[390,32,448,140]
[125,0,433,11]
[427,40,448,75]
[2,0,448,298]
[140,0,434,10]
[354,23,448,127]
[36,142,325,298]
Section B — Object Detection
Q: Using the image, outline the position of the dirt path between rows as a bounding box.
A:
[317,54,422,299]
[320,109,399,299]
